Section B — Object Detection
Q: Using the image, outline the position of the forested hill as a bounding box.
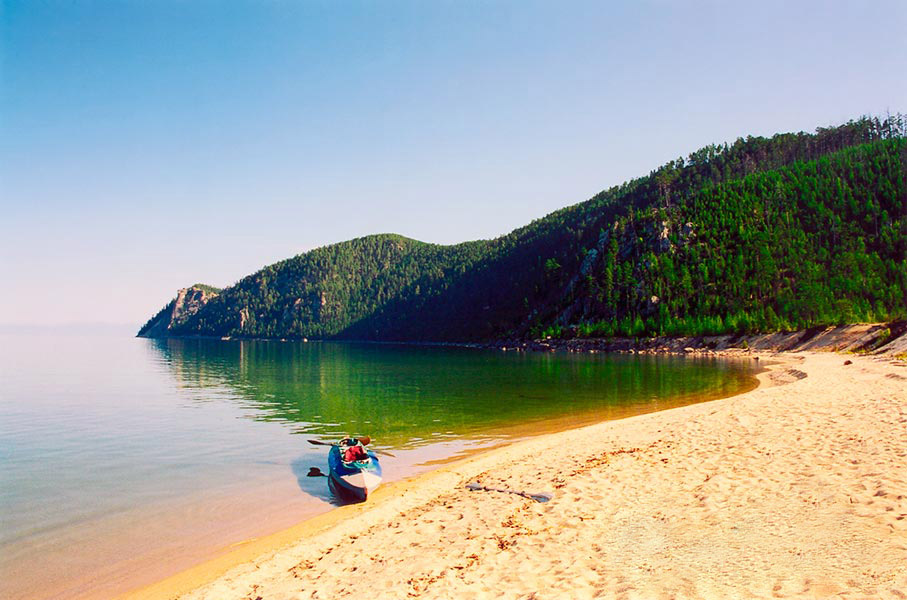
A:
[138,115,907,342]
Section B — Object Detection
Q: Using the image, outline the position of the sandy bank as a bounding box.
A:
[127,351,907,599]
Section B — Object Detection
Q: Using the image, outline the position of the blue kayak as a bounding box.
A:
[327,445,382,502]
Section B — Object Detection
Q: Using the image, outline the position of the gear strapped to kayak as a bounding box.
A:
[341,437,370,463]
[307,437,383,502]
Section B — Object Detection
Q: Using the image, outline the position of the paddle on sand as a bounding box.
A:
[466,482,552,503]
[307,438,396,458]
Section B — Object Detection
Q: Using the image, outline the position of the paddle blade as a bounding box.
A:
[307,439,335,447]
[529,492,552,503]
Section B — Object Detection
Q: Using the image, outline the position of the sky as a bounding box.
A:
[1,1,905,327]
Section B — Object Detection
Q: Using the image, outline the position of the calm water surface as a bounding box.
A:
[0,330,757,599]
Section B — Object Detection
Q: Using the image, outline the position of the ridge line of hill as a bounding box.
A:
[139,114,907,343]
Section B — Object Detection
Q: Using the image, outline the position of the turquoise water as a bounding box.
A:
[0,330,756,598]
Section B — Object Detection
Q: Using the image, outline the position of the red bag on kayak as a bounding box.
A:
[343,444,368,462]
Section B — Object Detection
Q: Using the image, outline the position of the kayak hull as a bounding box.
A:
[328,446,382,502]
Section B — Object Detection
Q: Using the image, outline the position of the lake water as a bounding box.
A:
[0,330,758,599]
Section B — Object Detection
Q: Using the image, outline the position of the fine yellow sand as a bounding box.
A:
[128,352,907,600]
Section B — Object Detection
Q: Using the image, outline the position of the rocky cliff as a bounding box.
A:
[137,285,221,338]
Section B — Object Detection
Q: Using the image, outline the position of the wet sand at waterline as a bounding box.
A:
[130,352,907,599]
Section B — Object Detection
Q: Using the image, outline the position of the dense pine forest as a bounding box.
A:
[139,115,906,342]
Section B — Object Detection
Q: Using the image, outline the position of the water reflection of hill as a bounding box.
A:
[147,339,757,450]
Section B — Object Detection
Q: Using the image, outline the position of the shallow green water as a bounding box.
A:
[152,338,756,446]
[0,332,756,598]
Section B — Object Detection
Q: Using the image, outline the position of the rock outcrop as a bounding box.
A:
[137,285,220,338]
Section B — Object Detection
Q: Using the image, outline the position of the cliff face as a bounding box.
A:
[137,285,220,338]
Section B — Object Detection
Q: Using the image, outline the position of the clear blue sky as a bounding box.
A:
[1,1,904,326]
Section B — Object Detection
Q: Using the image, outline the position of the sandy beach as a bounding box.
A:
[128,351,907,600]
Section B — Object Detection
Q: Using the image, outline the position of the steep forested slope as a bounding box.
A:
[139,115,906,342]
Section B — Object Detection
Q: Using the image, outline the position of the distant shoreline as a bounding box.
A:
[139,320,907,358]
